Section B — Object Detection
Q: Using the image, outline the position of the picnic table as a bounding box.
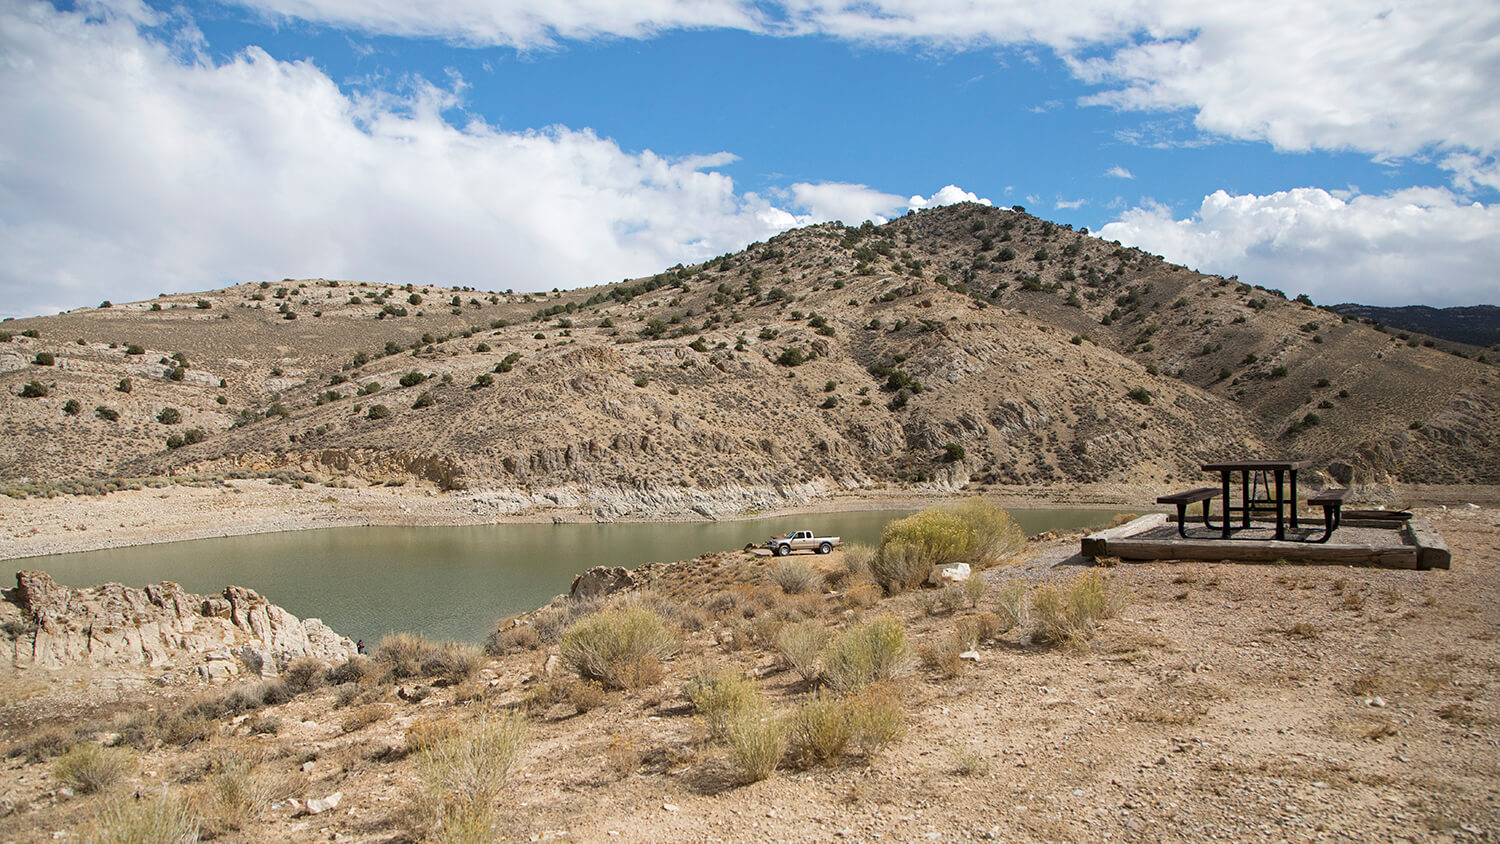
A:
[1156,458,1350,543]
[1201,459,1311,541]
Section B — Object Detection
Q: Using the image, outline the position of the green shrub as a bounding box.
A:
[776,347,806,367]
[1128,386,1152,404]
[786,691,853,768]
[53,743,133,793]
[849,686,905,759]
[19,380,47,398]
[869,499,1023,593]
[34,352,55,366]
[560,606,678,689]
[821,616,909,694]
[996,580,1029,631]
[776,620,829,682]
[366,404,390,419]
[96,406,119,421]
[399,371,427,388]
[157,407,181,424]
[63,398,81,416]
[685,666,759,741]
[1031,570,1123,647]
[116,377,132,393]
[412,391,436,409]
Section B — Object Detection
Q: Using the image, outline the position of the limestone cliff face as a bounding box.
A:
[2,571,354,680]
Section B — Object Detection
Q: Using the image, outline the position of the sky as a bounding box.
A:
[1,0,1497,320]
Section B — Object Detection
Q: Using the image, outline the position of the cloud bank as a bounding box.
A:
[1098,188,1500,307]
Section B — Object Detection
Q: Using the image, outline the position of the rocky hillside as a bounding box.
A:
[2,204,1496,515]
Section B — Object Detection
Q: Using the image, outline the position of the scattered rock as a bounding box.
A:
[306,791,342,815]
[570,566,637,601]
[929,562,971,586]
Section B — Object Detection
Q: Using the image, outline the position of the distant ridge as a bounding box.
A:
[1327,303,1500,349]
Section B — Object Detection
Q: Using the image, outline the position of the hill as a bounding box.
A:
[1326,303,1500,349]
[2,203,1497,516]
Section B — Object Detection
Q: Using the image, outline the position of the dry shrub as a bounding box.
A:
[952,743,990,777]
[850,686,905,759]
[568,679,606,714]
[776,620,830,682]
[963,573,988,608]
[560,606,679,690]
[995,579,1029,632]
[939,583,966,614]
[684,666,758,742]
[376,632,444,680]
[1032,570,1124,647]
[280,657,327,694]
[424,641,485,685]
[83,789,199,844]
[726,705,784,784]
[327,655,375,685]
[53,743,134,794]
[920,629,970,680]
[843,580,883,610]
[870,499,1024,593]
[606,731,643,778]
[786,691,853,768]
[771,559,819,595]
[405,718,462,757]
[410,713,527,844]
[971,612,1005,642]
[193,744,284,836]
[486,622,540,655]
[7,724,78,762]
[842,543,876,577]
[341,703,388,734]
[821,616,910,694]
[333,683,361,708]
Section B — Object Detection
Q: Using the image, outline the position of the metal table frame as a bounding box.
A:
[1200,459,1313,541]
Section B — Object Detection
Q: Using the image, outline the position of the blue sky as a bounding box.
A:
[2,0,1497,319]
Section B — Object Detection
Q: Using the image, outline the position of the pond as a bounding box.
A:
[14,508,1122,643]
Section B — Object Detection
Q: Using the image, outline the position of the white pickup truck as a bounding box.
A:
[765,530,842,556]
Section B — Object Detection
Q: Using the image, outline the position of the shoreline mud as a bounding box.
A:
[2,478,1496,563]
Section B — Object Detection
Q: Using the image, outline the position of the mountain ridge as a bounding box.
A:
[3,203,1496,517]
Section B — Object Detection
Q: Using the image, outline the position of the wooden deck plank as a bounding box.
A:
[1101,537,1418,567]
[1406,518,1452,570]
[1081,514,1167,558]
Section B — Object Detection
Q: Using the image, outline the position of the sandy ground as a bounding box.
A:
[0,505,1497,843]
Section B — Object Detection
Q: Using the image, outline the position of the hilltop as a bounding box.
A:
[2,203,1497,519]
[1326,303,1500,349]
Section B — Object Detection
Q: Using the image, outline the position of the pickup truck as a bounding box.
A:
[766,530,842,556]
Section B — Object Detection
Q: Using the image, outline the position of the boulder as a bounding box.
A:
[6,570,355,676]
[928,563,971,586]
[570,566,637,601]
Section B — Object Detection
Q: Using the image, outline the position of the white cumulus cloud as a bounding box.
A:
[0,2,798,318]
[908,185,991,210]
[1105,165,1134,179]
[787,182,904,226]
[1097,188,1500,307]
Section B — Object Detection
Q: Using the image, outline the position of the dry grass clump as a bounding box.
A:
[776,619,830,682]
[849,686,906,759]
[725,704,784,784]
[870,499,1024,593]
[341,703,389,734]
[786,691,854,768]
[425,641,486,685]
[995,579,1030,632]
[1032,570,1124,647]
[685,666,759,741]
[327,654,375,685]
[83,789,199,844]
[963,573,988,607]
[821,616,910,694]
[53,743,134,794]
[568,679,606,713]
[485,621,540,655]
[919,627,972,679]
[843,580,883,610]
[560,606,679,690]
[376,632,442,680]
[842,543,876,577]
[192,744,288,836]
[952,743,990,777]
[409,713,527,844]
[771,559,819,594]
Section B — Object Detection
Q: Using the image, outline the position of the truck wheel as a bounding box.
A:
[818,542,832,554]
[775,544,790,557]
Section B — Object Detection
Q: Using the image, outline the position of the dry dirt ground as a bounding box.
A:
[1,506,1497,842]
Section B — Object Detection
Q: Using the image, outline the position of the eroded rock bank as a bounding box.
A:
[1,570,354,682]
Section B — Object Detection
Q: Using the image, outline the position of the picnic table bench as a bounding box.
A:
[1306,487,1351,543]
[1156,487,1220,539]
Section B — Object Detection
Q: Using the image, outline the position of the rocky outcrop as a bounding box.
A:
[3,570,354,680]
[570,566,638,601]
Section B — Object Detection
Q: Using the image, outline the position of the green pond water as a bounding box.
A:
[14,508,1121,643]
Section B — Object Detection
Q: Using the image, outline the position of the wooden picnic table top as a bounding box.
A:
[1201,459,1313,472]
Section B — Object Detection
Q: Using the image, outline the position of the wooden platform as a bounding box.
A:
[1081,513,1451,570]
